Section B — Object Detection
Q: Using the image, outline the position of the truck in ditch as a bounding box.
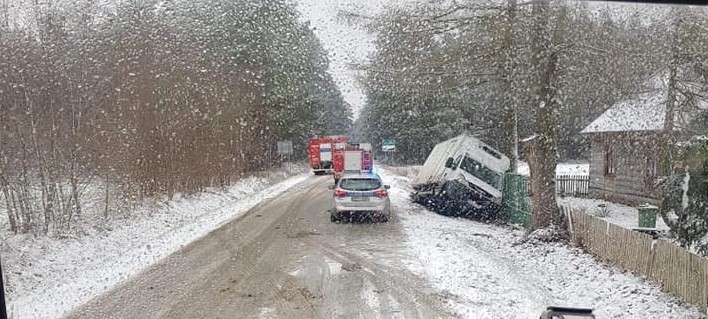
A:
[411,133,510,220]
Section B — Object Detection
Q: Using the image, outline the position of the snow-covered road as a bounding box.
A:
[379,167,703,318]
[11,163,702,319]
[3,168,308,319]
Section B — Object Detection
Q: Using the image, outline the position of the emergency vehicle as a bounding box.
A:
[308,135,348,175]
[332,143,373,182]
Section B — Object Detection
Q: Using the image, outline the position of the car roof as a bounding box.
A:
[340,172,380,179]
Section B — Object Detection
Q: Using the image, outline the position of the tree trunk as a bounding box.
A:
[0,132,17,233]
[502,0,519,172]
[48,116,60,227]
[16,124,33,232]
[104,174,110,219]
[0,0,8,30]
[530,0,561,230]
[11,191,28,233]
[658,10,682,234]
[0,181,17,233]
[56,179,69,227]
[24,88,55,233]
[660,12,680,176]
[69,100,82,219]
[70,154,81,221]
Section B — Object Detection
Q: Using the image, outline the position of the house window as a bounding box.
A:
[604,139,616,177]
[644,152,658,191]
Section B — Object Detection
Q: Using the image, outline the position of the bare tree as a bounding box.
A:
[0,0,345,233]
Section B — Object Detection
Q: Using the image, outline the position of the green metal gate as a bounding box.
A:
[503,174,532,227]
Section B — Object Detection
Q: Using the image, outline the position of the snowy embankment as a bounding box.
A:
[1,165,308,319]
[379,167,702,319]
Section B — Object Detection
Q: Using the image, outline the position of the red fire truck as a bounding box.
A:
[308,135,348,175]
[332,143,374,182]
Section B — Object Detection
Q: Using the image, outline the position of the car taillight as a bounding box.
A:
[374,189,388,198]
[334,189,348,198]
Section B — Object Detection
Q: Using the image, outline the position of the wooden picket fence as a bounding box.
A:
[556,175,589,198]
[563,206,708,311]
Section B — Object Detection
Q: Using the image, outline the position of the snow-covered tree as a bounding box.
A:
[661,139,708,256]
[0,0,351,233]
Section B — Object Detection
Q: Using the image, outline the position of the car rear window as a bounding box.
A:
[339,178,381,191]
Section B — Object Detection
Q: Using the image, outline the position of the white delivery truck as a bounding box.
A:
[411,133,510,219]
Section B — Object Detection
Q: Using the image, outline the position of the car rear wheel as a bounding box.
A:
[330,213,340,223]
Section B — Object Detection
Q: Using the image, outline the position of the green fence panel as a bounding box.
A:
[503,174,532,227]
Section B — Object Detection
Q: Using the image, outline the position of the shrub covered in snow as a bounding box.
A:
[660,140,708,256]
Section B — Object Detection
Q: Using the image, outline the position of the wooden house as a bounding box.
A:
[581,90,696,206]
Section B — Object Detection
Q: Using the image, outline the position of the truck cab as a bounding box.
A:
[443,146,507,205]
[412,134,509,219]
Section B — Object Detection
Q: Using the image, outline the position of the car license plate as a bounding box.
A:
[352,196,369,202]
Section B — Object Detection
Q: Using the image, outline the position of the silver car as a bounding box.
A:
[329,173,391,223]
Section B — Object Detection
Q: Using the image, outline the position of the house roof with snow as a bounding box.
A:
[581,91,669,134]
[582,73,704,134]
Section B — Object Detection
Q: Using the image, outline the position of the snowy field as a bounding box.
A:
[379,167,702,319]
[1,166,308,319]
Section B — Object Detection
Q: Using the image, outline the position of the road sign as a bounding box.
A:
[277,141,293,155]
[382,139,396,152]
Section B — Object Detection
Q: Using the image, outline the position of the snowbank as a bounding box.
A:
[517,161,589,176]
[379,167,701,319]
[1,166,309,319]
[558,197,670,231]
[378,165,421,181]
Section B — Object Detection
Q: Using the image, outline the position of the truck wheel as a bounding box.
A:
[434,184,446,207]
[436,183,455,216]
[410,192,424,204]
